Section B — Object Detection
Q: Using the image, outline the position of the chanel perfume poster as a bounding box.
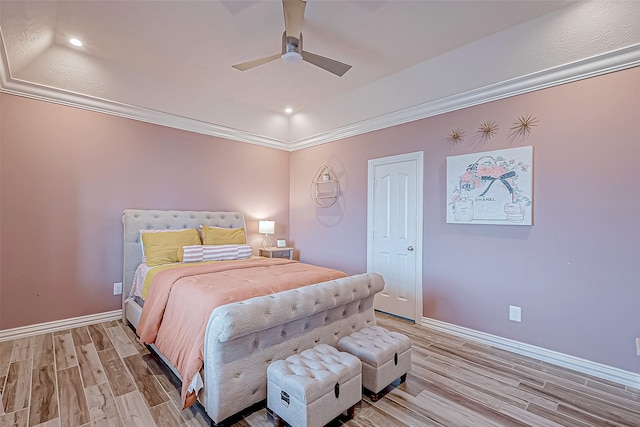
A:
[446,146,533,225]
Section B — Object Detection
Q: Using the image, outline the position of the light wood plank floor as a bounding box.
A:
[2,314,639,426]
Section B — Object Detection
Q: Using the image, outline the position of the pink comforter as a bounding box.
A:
[136,258,347,408]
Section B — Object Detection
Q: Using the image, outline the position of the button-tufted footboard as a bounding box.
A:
[201,272,384,425]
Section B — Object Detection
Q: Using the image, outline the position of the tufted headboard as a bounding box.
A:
[121,209,247,306]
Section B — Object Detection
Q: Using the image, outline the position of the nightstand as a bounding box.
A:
[259,247,293,260]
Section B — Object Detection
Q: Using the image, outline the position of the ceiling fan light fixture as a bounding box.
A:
[282,51,302,64]
[231,0,351,76]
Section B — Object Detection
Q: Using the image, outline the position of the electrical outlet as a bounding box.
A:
[113,282,123,295]
[509,305,521,322]
[636,338,640,356]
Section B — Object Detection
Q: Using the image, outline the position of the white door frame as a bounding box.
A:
[367,151,423,324]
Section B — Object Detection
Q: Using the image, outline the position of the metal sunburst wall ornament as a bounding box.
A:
[508,114,539,142]
[475,121,499,143]
[447,128,465,145]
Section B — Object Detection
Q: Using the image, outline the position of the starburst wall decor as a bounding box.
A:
[446,128,465,144]
[475,121,499,143]
[508,114,539,142]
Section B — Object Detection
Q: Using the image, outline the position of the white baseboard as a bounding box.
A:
[0,309,123,342]
[421,316,640,389]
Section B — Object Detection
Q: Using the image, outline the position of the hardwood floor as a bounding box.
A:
[1,314,639,426]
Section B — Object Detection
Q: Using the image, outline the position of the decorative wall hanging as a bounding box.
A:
[311,164,340,208]
[446,128,465,144]
[475,121,499,143]
[508,114,538,142]
[446,146,533,225]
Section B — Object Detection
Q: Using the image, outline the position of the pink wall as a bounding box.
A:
[0,94,290,329]
[290,66,640,374]
[2,66,638,375]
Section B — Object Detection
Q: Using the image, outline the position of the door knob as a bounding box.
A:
[407,246,414,251]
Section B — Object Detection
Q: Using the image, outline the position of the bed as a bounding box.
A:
[121,209,384,425]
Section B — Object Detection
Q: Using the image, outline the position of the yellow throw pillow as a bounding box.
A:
[201,225,246,245]
[141,228,201,266]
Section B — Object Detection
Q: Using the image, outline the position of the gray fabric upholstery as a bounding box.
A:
[202,272,384,424]
[337,326,411,367]
[267,344,362,427]
[267,344,361,403]
[338,326,412,394]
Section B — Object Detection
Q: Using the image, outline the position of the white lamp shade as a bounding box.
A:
[259,220,275,234]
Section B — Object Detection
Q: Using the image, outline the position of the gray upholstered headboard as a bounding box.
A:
[121,209,247,305]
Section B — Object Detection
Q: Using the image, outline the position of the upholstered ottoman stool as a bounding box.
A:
[267,343,362,427]
[337,326,411,401]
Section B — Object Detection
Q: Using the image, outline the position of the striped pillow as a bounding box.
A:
[181,245,206,263]
[180,244,253,263]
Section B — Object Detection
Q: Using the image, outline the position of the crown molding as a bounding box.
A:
[1,35,639,152]
[0,77,290,151]
[288,43,640,151]
[422,316,640,389]
[0,34,290,151]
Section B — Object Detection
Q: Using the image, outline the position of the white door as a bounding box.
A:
[367,152,423,322]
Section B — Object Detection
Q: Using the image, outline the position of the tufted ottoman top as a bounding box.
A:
[337,326,412,368]
[267,344,361,404]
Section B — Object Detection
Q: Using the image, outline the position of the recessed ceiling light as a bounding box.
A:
[69,38,83,47]
[284,107,293,114]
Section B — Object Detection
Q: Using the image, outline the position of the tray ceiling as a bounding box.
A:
[1,1,639,150]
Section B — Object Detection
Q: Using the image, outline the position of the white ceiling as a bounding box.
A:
[1,1,640,150]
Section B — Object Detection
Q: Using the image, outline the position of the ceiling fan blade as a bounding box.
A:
[283,0,306,38]
[302,51,352,77]
[232,53,281,71]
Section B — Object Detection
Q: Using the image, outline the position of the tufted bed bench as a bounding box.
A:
[121,209,385,425]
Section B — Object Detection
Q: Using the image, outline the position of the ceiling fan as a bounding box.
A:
[232,0,352,77]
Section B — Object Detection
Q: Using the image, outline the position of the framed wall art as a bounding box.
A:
[446,146,533,225]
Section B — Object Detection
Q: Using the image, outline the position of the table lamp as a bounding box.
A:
[259,220,275,248]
